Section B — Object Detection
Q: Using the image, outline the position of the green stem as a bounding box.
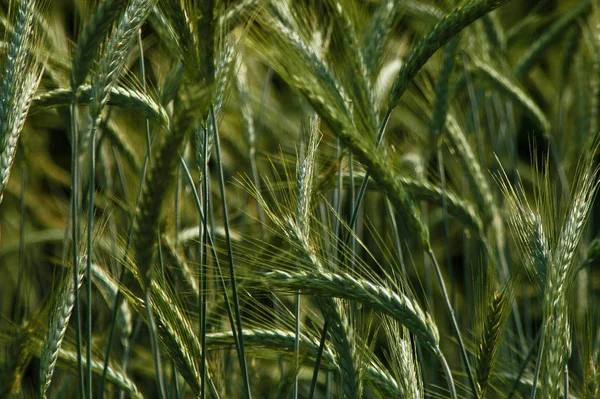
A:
[347,109,392,232]
[200,125,209,399]
[308,320,329,399]
[211,107,252,398]
[86,119,97,399]
[144,288,167,399]
[437,348,458,399]
[70,98,85,399]
[428,248,479,399]
[529,322,545,399]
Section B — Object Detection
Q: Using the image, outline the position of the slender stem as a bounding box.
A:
[211,107,252,398]
[201,125,209,399]
[386,199,407,276]
[508,329,541,399]
[529,322,545,399]
[308,320,329,399]
[86,119,98,399]
[99,29,156,395]
[333,138,344,242]
[173,170,182,399]
[437,147,456,307]
[292,293,301,399]
[70,99,85,399]
[437,349,458,399]
[427,248,479,399]
[14,167,26,323]
[179,156,240,352]
[254,66,272,240]
[144,287,167,399]
[563,364,568,398]
[347,108,392,232]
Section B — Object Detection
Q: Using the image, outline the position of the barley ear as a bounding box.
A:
[0,0,42,203]
[475,284,514,397]
[133,85,211,288]
[387,0,510,110]
[39,257,86,399]
[265,270,440,352]
[32,85,169,127]
[71,0,127,89]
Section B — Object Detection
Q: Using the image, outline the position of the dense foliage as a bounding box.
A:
[1,0,599,398]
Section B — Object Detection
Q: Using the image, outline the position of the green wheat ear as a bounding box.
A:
[387,0,510,110]
[71,0,127,89]
[0,0,42,204]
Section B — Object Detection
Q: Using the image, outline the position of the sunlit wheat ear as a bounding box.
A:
[296,115,321,238]
[203,328,402,398]
[291,116,362,398]
[543,163,599,398]
[381,318,424,399]
[39,218,110,399]
[38,261,140,398]
[497,162,550,291]
[195,38,236,167]
[0,0,42,204]
[364,0,401,81]
[327,0,375,128]
[499,146,599,398]
[219,0,264,31]
[240,148,440,396]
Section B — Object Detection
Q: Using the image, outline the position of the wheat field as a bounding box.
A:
[0,0,599,398]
